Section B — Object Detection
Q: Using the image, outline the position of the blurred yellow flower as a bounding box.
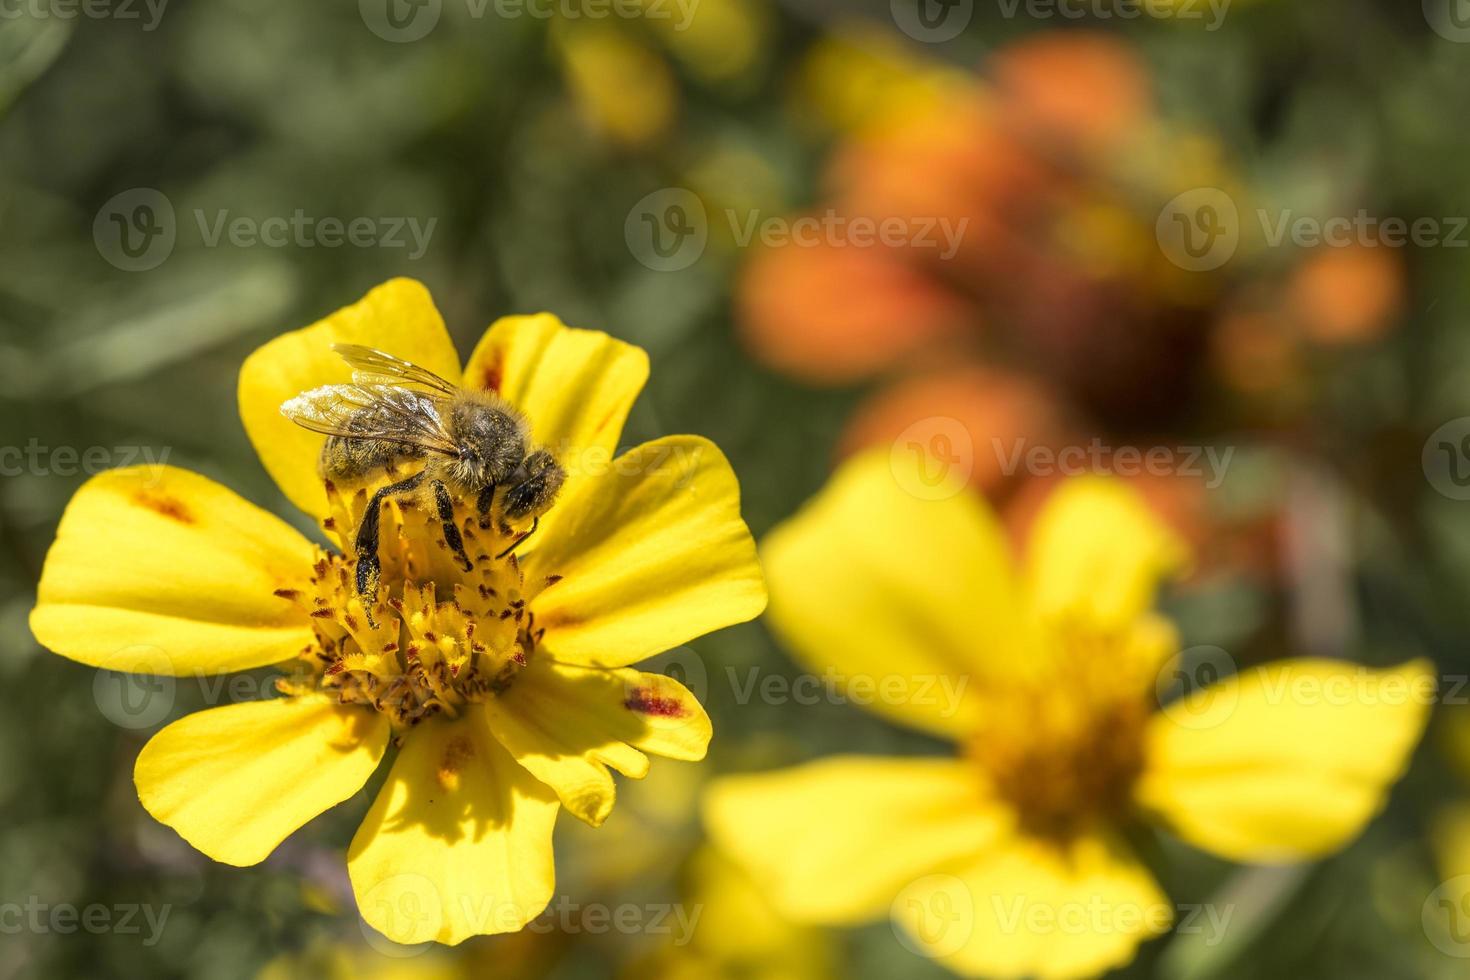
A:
[792,28,970,135]
[30,279,765,946]
[554,23,677,147]
[635,845,837,980]
[705,452,1431,979]
[645,0,771,86]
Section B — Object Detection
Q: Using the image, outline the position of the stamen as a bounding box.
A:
[968,625,1151,841]
[277,478,557,731]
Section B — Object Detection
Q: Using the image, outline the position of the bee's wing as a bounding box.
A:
[331,344,459,395]
[280,384,459,455]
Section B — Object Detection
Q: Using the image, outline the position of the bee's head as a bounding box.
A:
[502,449,566,520]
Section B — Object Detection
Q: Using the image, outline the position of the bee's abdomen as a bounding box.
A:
[320,435,427,483]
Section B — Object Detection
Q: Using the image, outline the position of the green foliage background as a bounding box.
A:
[4,1,1470,978]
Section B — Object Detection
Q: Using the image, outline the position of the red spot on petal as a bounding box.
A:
[480,358,504,393]
[624,687,686,718]
[134,490,193,524]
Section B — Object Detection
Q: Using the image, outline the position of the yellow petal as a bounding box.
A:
[682,845,837,968]
[239,278,463,519]
[348,714,559,945]
[135,697,389,866]
[30,466,316,675]
[1024,477,1187,630]
[1136,658,1433,862]
[759,451,1025,739]
[704,756,1007,924]
[894,832,1170,980]
[485,658,710,826]
[461,312,649,466]
[523,436,766,668]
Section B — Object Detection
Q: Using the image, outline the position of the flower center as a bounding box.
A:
[273,476,560,731]
[967,628,1152,841]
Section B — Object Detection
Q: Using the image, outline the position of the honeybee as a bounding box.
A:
[282,344,565,615]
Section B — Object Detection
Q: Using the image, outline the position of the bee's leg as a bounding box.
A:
[355,471,427,622]
[475,483,497,527]
[432,480,474,572]
[494,515,539,560]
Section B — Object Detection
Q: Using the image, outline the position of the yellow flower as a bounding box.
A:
[704,452,1431,980]
[29,279,766,946]
[633,845,837,980]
